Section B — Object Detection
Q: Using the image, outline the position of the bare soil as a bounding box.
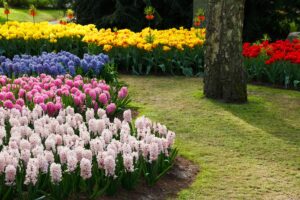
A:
[99,157,199,200]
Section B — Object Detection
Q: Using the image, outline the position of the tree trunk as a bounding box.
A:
[204,0,247,103]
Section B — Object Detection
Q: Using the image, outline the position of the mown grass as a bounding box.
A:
[121,75,300,200]
[0,8,63,23]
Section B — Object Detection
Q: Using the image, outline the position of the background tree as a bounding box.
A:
[204,0,247,103]
[243,0,300,42]
[74,0,193,31]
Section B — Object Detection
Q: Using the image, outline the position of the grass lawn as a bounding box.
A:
[0,8,63,23]
[121,75,300,200]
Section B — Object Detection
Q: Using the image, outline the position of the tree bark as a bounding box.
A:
[204,0,247,103]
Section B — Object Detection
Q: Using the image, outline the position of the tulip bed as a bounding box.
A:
[243,39,300,89]
[0,22,205,76]
[0,105,177,199]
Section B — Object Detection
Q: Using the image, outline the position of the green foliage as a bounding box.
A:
[0,37,87,58]
[0,8,63,23]
[74,0,193,31]
[244,56,300,89]
[88,45,204,76]
[4,0,57,8]
[244,0,300,42]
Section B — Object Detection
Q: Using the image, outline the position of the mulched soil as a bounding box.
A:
[98,156,199,200]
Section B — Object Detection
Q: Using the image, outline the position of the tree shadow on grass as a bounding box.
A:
[207,95,300,147]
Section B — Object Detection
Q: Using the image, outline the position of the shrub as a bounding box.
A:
[74,0,193,31]
[243,0,300,42]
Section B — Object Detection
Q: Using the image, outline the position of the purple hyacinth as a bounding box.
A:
[0,51,109,78]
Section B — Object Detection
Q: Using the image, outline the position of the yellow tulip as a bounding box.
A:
[0,21,206,51]
[103,44,113,52]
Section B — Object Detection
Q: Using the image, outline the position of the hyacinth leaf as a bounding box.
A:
[154,149,178,182]
[2,187,13,200]
[90,182,110,199]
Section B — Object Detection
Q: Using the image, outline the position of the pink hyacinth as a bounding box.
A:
[24,158,39,185]
[0,152,6,174]
[50,163,62,184]
[123,154,134,172]
[80,158,92,180]
[67,154,78,173]
[166,131,176,147]
[5,165,16,186]
[103,155,116,176]
[149,142,159,162]
[123,110,132,122]
[106,103,116,114]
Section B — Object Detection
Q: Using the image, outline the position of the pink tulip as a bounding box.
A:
[100,84,110,91]
[0,92,5,101]
[18,89,26,98]
[0,78,6,85]
[14,104,22,111]
[4,100,14,109]
[40,103,47,112]
[71,87,78,94]
[74,96,82,106]
[99,93,108,105]
[33,96,44,104]
[74,75,82,81]
[66,80,73,87]
[46,102,56,116]
[89,89,97,100]
[5,92,14,100]
[54,79,62,87]
[16,98,25,107]
[55,103,62,111]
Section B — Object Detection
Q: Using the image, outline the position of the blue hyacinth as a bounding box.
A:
[0,51,110,78]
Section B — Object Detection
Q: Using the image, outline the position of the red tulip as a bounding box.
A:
[145,14,155,21]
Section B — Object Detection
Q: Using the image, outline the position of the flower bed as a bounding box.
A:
[0,51,117,83]
[0,74,129,116]
[0,106,177,199]
[243,39,300,89]
[0,22,205,76]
